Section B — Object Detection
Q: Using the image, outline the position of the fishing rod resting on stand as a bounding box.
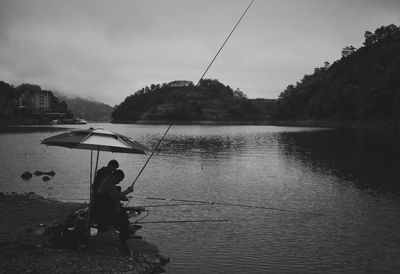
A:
[126,0,255,207]
[145,197,324,216]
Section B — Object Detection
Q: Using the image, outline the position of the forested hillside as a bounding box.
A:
[273,24,400,121]
[112,79,275,123]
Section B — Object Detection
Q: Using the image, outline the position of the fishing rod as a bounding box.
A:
[146,197,324,216]
[136,202,207,208]
[129,122,173,188]
[197,0,255,84]
[137,219,230,224]
[127,1,255,197]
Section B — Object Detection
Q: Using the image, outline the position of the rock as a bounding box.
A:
[34,170,55,177]
[153,266,166,273]
[159,255,170,266]
[137,257,146,263]
[21,171,33,180]
[35,227,46,236]
[42,176,51,182]
[3,253,17,259]
[146,257,160,264]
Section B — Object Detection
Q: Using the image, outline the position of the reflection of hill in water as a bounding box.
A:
[153,131,278,161]
[160,135,245,159]
[277,129,400,192]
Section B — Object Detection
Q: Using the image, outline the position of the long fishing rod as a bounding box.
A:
[128,0,255,193]
[137,219,230,224]
[146,197,323,216]
[197,0,255,84]
[136,202,206,208]
[129,122,173,188]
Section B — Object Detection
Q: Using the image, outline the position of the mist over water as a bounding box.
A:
[1,124,400,273]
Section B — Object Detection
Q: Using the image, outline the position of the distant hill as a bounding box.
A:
[55,93,113,122]
[112,79,276,123]
[272,24,400,123]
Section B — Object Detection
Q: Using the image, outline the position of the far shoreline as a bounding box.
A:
[112,119,400,132]
[0,125,73,133]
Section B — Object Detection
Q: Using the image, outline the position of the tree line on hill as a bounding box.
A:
[112,79,275,123]
[272,24,400,121]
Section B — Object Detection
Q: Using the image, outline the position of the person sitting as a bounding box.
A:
[95,169,133,255]
[90,160,119,224]
[92,159,119,194]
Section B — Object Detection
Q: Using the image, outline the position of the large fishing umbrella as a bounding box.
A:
[41,128,152,227]
[41,128,151,155]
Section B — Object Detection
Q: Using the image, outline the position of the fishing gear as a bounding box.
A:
[145,197,324,216]
[126,0,255,206]
[135,202,207,208]
[137,219,230,224]
[128,0,255,187]
[197,0,255,83]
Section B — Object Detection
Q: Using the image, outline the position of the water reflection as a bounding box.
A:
[277,129,400,192]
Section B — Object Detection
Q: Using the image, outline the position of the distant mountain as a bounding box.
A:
[55,93,113,122]
[112,79,276,123]
[273,24,400,122]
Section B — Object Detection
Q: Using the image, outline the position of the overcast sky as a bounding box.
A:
[0,0,399,106]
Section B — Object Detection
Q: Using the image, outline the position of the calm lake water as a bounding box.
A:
[1,123,400,273]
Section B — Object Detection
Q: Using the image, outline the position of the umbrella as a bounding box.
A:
[41,128,151,154]
[41,127,152,229]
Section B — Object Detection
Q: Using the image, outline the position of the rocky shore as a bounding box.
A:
[0,192,168,273]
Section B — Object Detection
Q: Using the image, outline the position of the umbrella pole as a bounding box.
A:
[87,150,94,234]
[94,148,100,174]
[87,148,100,232]
[90,150,93,193]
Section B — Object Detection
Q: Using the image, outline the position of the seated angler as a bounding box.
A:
[92,159,119,194]
[96,169,134,255]
[90,160,119,224]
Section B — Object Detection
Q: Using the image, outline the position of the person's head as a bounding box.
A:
[107,160,119,171]
[112,169,125,183]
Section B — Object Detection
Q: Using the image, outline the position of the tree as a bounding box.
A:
[363,25,400,46]
[364,31,374,46]
[342,46,357,58]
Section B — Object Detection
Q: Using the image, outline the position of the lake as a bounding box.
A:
[1,123,400,273]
